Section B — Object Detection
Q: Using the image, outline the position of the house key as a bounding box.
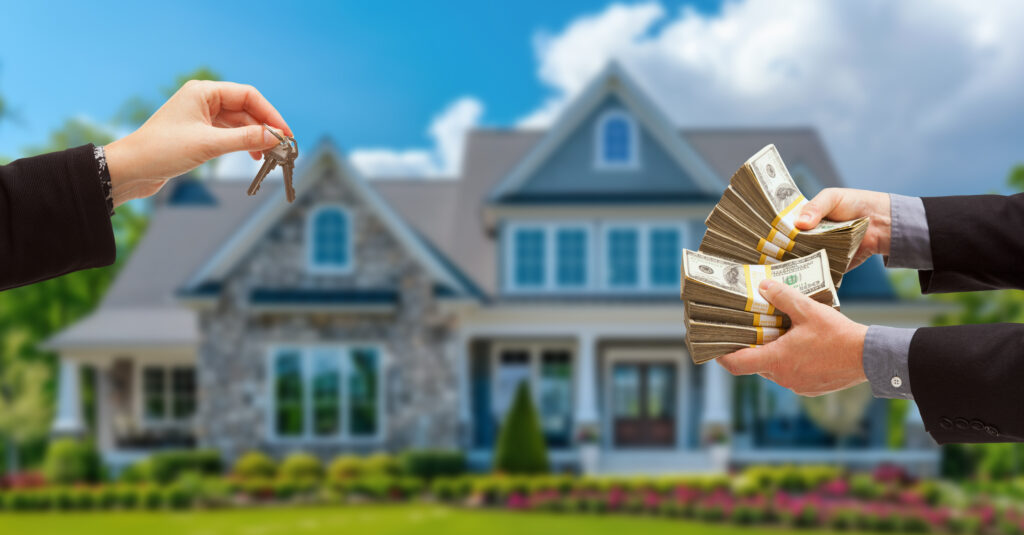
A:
[247,124,299,202]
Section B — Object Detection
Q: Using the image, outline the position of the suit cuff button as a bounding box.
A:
[954,418,969,430]
[890,376,903,388]
[939,418,953,430]
[970,420,984,431]
[985,425,999,437]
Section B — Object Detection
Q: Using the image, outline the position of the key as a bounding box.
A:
[248,124,300,202]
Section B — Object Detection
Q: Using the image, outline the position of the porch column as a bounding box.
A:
[701,362,731,430]
[454,335,472,447]
[52,358,85,436]
[95,365,114,452]
[574,332,598,425]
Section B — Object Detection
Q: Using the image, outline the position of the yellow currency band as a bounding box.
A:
[755,327,764,345]
[756,238,787,260]
[771,196,807,240]
[752,313,779,327]
[743,264,775,315]
[765,228,796,252]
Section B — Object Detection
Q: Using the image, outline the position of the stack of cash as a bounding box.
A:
[680,249,840,364]
[699,144,868,287]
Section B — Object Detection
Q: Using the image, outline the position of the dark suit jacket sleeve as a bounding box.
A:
[0,144,115,291]
[918,194,1024,293]
[910,324,1024,443]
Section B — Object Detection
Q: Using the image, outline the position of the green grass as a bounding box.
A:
[0,504,860,535]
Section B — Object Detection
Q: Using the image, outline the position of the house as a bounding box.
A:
[47,63,941,474]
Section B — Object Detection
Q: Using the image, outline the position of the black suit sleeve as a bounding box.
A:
[909,194,1024,443]
[910,324,1024,443]
[919,194,1024,293]
[0,144,115,291]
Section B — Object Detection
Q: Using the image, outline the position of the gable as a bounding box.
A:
[182,145,472,298]
[512,94,709,201]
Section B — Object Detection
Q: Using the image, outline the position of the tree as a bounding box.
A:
[493,382,549,475]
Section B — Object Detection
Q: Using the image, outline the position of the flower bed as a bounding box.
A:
[2,461,1021,535]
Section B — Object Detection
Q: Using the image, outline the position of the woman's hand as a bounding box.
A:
[103,80,291,206]
[717,278,869,397]
[796,188,891,270]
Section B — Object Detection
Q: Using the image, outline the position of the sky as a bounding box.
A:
[1,0,1022,196]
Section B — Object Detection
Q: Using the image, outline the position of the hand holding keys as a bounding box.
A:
[248,124,299,202]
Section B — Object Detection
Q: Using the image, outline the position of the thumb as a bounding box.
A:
[206,124,280,157]
[759,278,813,323]
[797,188,843,230]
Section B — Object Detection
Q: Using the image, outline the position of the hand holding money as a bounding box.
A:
[716,278,868,397]
[796,188,893,271]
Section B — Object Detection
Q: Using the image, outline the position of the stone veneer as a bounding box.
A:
[196,161,460,463]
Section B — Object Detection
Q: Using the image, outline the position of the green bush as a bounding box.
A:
[364,453,400,476]
[118,486,139,509]
[98,486,119,509]
[119,459,152,483]
[279,452,324,482]
[400,450,467,480]
[141,486,164,510]
[165,486,192,510]
[53,487,76,510]
[43,438,103,485]
[149,449,222,484]
[493,382,549,474]
[73,488,96,510]
[233,451,276,480]
[328,455,364,482]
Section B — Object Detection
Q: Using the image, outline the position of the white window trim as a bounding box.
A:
[504,222,595,294]
[136,363,197,429]
[306,204,355,275]
[593,109,640,171]
[265,344,387,445]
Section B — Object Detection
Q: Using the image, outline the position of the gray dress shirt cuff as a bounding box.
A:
[862,326,915,399]
[885,193,932,270]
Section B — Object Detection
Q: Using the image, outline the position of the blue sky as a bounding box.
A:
[2,1,1023,196]
[0,1,714,157]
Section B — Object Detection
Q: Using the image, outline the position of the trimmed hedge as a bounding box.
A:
[148,449,222,484]
[400,450,466,480]
[279,452,324,482]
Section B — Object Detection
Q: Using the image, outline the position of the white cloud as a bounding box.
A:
[515,0,1024,195]
[350,97,483,178]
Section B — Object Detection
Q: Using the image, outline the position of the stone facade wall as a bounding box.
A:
[196,163,460,463]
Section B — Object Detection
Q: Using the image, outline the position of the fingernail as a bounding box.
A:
[759,279,776,292]
[799,213,812,223]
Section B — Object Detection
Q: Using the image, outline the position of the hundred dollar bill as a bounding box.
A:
[685,339,759,364]
[686,319,787,345]
[680,249,839,314]
[684,301,791,329]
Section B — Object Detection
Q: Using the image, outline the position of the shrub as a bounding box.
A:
[400,450,466,480]
[829,507,858,531]
[364,453,400,476]
[149,450,222,484]
[493,383,549,474]
[74,488,96,510]
[141,486,164,510]
[43,439,103,485]
[118,486,139,509]
[328,455,364,482]
[54,487,76,510]
[165,485,192,510]
[233,451,276,480]
[98,486,119,509]
[279,452,324,482]
[696,503,726,523]
[948,515,983,535]
[730,504,764,525]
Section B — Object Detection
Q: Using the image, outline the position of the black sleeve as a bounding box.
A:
[919,194,1024,293]
[909,324,1024,443]
[0,144,116,291]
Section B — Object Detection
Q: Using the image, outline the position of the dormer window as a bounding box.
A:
[308,205,352,273]
[595,110,639,170]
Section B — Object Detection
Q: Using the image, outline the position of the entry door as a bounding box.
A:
[612,363,676,447]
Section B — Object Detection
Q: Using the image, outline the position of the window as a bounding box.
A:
[142,366,197,423]
[269,346,383,441]
[539,350,573,447]
[274,351,304,437]
[649,227,681,287]
[607,228,639,287]
[513,227,545,287]
[309,206,352,272]
[555,228,587,287]
[595,110,638,169]
[492,345,573,449]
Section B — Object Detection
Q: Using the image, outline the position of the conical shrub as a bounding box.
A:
[493,381,549,474]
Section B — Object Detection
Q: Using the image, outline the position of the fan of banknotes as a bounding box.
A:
[681,144,866,364]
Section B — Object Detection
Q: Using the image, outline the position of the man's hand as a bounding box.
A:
[796,188,890,270]
[717,278,868,397]
[104,80,292,207]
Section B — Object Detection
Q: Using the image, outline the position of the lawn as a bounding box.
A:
[0,504,859,535]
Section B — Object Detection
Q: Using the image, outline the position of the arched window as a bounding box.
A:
[308,205,352,272]
[595,110,638,169]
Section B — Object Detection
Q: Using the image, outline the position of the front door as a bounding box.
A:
[611,362,676,447]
